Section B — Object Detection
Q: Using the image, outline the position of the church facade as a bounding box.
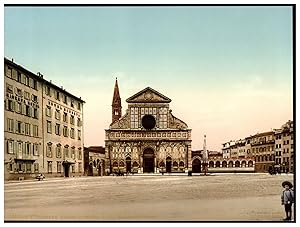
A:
[105,79,192,174]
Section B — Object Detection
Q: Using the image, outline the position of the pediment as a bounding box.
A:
[126,87,171,103]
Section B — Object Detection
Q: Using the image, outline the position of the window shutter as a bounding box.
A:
[22,143,26,157]
[29,124,32,136]
[36,109,39,119]
[13,141,17,155]
[37,144,40,156]
[15,120,18,132]
[18,103,21,114]
[21,122,25,134]
[29,143,32,156]
[22,104,26,115]
[12,100,15,111]
[6,140,9,154]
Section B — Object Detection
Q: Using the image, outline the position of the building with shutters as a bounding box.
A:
[4,57,85,180]
[221,120,293,173]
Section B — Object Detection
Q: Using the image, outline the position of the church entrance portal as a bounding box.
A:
[143,148,154,173]
[166,157,172,173]
[192,159,201,173]
[126,157,131,173]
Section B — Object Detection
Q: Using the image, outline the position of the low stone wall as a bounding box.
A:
[208,167,255,173]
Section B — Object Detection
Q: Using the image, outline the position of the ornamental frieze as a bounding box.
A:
[106,130,191,140]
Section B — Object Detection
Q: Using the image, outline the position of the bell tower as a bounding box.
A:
[112,78,122,123]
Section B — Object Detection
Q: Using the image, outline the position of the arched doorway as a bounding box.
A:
[88,162,93,176]
[209,161,214,168]
[222,161,227,168]
[241,160,246,168]
[126,157,131,173]
[248,161,253,167]
[235,161,240,167]
[192,159,201,173]
[143,148,154,173]
[216,161,220,168]
[166,157,172,173]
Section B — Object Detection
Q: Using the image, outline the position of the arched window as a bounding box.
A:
[133,161,139,167]
[215,161,220,167]
[159,161,165,167]
[119,161,125,167]
[228,161,233,168]
[241,161,246,168]
[113,161,118,167]
[173,161,178,168]
[209,161,214,168]
[235,161,240,167]
[179,161,184,167]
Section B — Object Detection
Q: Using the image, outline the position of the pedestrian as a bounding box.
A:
[281,181,294,221]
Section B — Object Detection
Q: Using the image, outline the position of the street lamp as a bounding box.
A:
[202,135,208,176]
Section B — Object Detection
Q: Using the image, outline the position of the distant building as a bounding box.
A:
[249,131,275,172]
[222,120,294,173]
[191,149,254,172]
[208,150,223,159]
[4,58,85,180]
[274,120,294,173]
[221,141,233,159]
[84,146,106,176]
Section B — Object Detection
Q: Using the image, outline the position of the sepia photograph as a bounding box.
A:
[3,3,295,222]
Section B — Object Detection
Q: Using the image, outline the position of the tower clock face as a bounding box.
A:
[142,115,156,130]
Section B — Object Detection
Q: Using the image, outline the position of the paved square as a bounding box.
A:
[4,173,294,221]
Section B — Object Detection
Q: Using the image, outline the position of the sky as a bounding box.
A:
[4,6,293,151]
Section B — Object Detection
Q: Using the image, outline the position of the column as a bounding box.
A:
[139,155,143,173]
[105,145,111,174]
[154,157,157,173]
[187,143,192,172]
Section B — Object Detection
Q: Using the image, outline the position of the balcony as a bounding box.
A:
[251,139,275,146]
[15,154,37,162]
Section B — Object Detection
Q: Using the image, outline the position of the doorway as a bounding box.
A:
[166,157,172,173]
[143,148,154,173]
[192,159,201,173]
[126,157,131,173]
[64,164,70,177]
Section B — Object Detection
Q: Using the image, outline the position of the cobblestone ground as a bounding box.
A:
[4,173,294,221]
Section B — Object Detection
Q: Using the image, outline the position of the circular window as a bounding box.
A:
[142,115,156,130]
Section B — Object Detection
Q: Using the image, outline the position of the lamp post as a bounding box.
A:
[203,135,208,176]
